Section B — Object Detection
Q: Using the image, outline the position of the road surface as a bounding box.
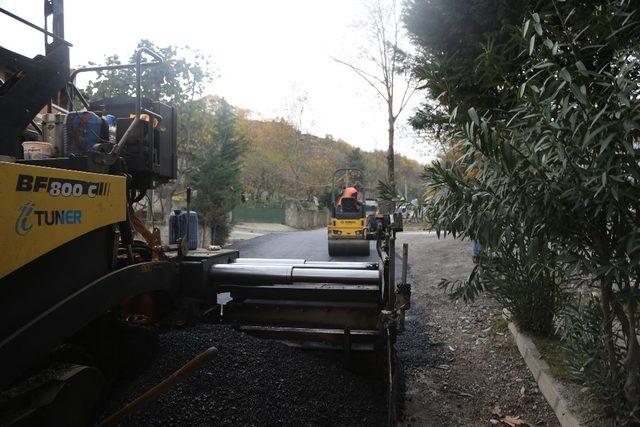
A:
[230,227,378,262]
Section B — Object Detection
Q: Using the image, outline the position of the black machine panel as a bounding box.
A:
[0,0,69,159]
[0,45,69,158]
[89,97,177,189]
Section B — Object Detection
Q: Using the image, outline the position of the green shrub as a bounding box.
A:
[440,239,567,337]
[560,296,635,423]
[482,248,566,337]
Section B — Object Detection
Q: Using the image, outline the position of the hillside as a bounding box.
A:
[236,113,425,204]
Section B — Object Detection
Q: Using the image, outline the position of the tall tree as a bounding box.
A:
[403,0,528,136]
[188,99,246,244]
[334,0,417,197]
[82,39,213,106]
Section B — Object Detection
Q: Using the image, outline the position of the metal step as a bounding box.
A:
[222,299,380,330]
[220,283,381,303]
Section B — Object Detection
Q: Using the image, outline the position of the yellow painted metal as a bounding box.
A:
[327,218,366,240]
[0,161,126,278]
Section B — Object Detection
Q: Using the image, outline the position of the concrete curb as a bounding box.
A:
[507,322,582,427]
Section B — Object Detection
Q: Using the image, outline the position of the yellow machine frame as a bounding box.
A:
[327,217,366,239]
[0,161,126,278]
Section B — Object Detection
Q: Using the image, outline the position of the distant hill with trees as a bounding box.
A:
[235,107,425,206]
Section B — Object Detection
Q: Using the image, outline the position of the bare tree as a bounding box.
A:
[334,0,416,196]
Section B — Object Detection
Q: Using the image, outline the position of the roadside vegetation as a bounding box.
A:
[402,0,640,422]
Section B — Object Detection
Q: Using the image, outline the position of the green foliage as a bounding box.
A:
[346,147,367,173]
[82,40,213,106]
[439,240,568,337]
[491,317,508,333]
[188,99,246,245]
[404,0,529,134]
[406,0,640,419]
[377,179,410,213]
[560,296,631,421]
[317,188,340,209]
[482,242,567,337]
[533,336,573,383]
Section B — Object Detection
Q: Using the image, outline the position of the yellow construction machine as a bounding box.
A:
[0,3,409,425]
[327,168,372,256]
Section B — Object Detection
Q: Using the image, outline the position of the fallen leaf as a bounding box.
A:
[500,415,527,426]
[492,405,503,417]
[452,389,473,398]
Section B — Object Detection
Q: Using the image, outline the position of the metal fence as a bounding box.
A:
[232,207,285,224]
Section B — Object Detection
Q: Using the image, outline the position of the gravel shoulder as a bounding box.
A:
[396,232,559,427]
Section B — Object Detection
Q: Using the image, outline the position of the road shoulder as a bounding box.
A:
[396,232,559,426]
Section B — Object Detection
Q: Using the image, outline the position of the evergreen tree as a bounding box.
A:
[346,147,366,173]
[188,99,246,244]
[403,0,528,134]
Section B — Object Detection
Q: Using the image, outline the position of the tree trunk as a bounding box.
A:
[601,278,618,379]
[386,111,396,213]
[624,282,640,407]
[387,113,396,192]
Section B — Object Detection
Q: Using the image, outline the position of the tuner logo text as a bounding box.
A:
[15,202,82,236]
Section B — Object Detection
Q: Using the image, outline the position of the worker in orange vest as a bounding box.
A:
[338,182,362,207]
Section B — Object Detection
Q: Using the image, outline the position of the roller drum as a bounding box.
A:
[327,239,371,257]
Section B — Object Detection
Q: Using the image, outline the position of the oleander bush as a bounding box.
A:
[405,0,640,420]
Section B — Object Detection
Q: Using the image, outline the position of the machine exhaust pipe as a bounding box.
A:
[233,258,377,270]
[210,264,380,285]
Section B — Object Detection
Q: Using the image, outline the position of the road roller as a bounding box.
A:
[327,168,373,256]
[0,3,409,425]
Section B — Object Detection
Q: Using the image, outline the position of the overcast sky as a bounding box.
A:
[1,0,430,162]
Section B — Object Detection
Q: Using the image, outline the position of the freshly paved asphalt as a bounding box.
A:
[229,227,378,262]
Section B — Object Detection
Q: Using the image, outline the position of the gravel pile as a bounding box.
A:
[100,324,386,426]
